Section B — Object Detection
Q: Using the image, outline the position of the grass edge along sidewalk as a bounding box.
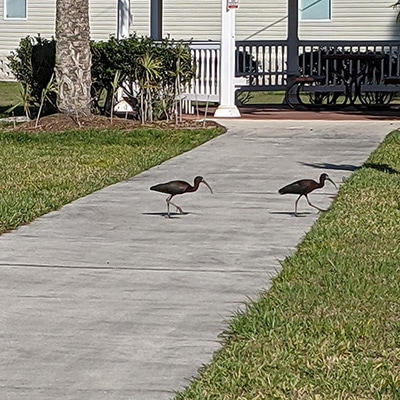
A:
[174,129,400,399]
[0,126,224,235]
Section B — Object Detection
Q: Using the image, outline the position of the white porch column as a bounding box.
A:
[117,0,131,39]
[214,0,241,118]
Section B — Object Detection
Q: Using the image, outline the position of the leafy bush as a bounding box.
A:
[7,34,194,122]
[7,35,57,117]
[90,34,194,122]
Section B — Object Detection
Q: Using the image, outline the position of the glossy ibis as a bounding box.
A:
[278,173,337,216]
[150,176,213,217]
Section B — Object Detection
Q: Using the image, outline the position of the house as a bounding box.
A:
[2,0,400,111]
[1,0,399,76]
[0,0,130,80]
[131,0,400,42]
[2,1,399,61]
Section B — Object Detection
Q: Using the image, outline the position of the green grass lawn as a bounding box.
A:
[174,130,400,399]
[0,126,224,234]
[0,81,20,105]
[237,91,285,105]
[0,81,22,117]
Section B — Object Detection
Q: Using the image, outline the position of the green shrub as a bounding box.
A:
[90,34,194,121]
[7,35,56,117]
[7,34,194,122]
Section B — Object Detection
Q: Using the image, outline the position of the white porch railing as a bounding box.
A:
[179,42,220,113]
[181,40,288,112]
[182,39,400,112]
[235,40,288,90]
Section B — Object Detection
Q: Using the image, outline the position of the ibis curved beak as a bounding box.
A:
[202,179,213,194]
[327,177,337,189]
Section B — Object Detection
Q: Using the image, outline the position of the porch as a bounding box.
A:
[182,39,400,113]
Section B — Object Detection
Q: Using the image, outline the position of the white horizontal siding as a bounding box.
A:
[299,0,400,40]
[2,0,400,80]
[236,0,288,40]
[163,0,220,40]
[0,0,118,56]
[0,0,119,79]
[160,0,400,41]
[2,0,399,53]
[89,1,118,40]
[162,0,288,41]
[131,0,150,37]
[0,0,56,57]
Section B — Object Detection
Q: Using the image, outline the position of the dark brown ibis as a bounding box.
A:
[278,173,337,216]
[150,176,213,217]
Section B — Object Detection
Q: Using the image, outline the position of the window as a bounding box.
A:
[5,0,27,19]
[300,0,331,21]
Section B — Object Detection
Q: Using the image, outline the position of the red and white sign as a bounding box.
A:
[227,0,239,9]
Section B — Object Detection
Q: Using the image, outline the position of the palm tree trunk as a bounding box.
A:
[55,0,92,116]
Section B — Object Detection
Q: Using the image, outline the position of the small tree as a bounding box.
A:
[137,53,161,123]
[35,74,58,127]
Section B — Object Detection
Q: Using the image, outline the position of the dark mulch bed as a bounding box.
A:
[5,113,221,133]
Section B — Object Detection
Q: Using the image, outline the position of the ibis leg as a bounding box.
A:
[165,195,172,218]
[305,194,325,212]
[169,201,183,214]
[294,195,302,216]
[166,195,183,217]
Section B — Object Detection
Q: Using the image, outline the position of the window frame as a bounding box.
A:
[4,0,28,20]
[300,0,332,22]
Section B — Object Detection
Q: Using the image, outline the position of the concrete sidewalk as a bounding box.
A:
[0,120,397,399]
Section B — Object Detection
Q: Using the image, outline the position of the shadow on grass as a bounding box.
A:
[299,161,359,172]
[300,161,399,175]
[0,105,25,118]
[363,163,399,174]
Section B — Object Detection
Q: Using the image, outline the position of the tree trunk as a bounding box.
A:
[55,0,92,116]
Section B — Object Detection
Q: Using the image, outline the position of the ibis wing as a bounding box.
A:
[279,179,311,195]
[150,180,189,195]
[150,182,168,192]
